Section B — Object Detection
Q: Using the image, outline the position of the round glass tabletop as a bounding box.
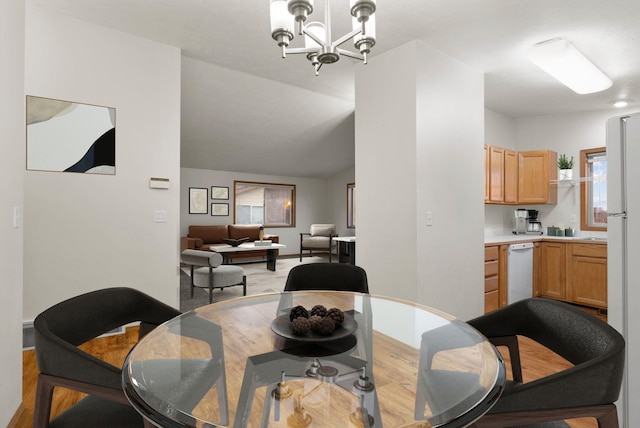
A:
[123,291,505,428]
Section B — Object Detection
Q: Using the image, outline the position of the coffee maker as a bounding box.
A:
[527,209,543,234]
[513,209,528,234]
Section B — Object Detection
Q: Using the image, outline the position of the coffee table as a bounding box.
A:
[210,242,286,271]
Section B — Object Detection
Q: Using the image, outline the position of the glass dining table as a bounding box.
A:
[122,291,505,428]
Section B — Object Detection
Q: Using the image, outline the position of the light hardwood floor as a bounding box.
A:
[13,329,597,428]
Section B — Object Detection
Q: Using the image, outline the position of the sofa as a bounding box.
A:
[181,224,279,262]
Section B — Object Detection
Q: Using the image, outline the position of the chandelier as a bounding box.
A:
[270,0,377,75]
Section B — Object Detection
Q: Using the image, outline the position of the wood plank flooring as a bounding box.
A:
[13,329,598,428]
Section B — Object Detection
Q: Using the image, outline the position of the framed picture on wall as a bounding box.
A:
[26,95,116,175]
[211,203,229,216]
[189,187,208,214]
[211,186,229,200]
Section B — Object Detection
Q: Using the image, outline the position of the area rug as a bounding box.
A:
[180,256,329,312]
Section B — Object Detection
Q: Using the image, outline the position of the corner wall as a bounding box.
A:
[0,0,25,423]
[23,6,182,321]
[355,41,485,319]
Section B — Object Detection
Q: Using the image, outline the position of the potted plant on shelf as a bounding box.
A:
[558,154,574,180]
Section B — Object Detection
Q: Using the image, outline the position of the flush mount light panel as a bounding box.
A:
[527,38,612,94]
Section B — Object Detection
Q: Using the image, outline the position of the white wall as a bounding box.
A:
[23,5,182,321]
[515,109,637,237]
[356,41,485,319]
[181,167,341,255]
[0,0,25,423]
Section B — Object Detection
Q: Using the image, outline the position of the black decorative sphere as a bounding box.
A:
[289,305,309,321]
[310,304,328,318]
[327,308,345,325]
[290,317,311,335]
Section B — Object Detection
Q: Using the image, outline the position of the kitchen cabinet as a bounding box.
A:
[484,145,490,201]
[504,149,518,204]
[518,150,558,205]
[537,241,607,311]
[538,241,566,300]
[485,145,518,204]
[484,245,500,313]
[567,243,608,309]
[484,244,508,313]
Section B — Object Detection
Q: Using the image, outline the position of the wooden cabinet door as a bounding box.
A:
[532,242,541,297]
[484,245,500,313]
[504,149,518,204]
[518,150,558,204]
[484,145,490,202]
[489,146,505,202]
[567,243,608,309]
[539,242,566,300]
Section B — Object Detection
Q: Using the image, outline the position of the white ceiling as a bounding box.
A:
[32,0,640,178]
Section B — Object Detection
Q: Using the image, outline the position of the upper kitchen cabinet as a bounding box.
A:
[485,145,518,204]
[518,150,558,205]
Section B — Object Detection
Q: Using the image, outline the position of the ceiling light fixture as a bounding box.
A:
[612,99,631,108]
[270,0,376,76]
[526,38,612,94]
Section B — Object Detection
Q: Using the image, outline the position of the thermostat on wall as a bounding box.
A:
[149,177,170,189]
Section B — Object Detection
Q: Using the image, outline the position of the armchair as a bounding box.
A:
[299,223,337,262]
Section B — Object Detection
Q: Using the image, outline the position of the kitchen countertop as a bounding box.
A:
[485,234,607,245]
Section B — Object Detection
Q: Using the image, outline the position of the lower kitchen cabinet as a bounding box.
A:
[536,241,607,312]
[484,244,508,313]
[539,241,566,300]
[567,243,608,309]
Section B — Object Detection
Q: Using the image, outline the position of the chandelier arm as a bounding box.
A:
[301,26,326,48]
[332,28,362,49]
[336,48,364,61]
[286,47,320,55]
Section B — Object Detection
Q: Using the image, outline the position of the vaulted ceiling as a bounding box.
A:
[33,0,640,177]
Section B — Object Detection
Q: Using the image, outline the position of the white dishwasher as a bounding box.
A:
[507,242,534,304]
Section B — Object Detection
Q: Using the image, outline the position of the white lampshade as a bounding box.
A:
[353,13,376,41]
[270,0,293,33]
[304,21,325,48]
[527,38,612,95]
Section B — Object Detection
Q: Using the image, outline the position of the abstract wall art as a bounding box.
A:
[26,96,116,174]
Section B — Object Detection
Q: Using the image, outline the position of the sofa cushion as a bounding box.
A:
[188,225,229,244]
[228,224,261,240]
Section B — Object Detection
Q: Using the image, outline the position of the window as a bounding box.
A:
[347,183,355,229]
[580,147,607,231]
[234,181,295,227]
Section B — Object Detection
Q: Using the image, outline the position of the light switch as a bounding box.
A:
[426,211,433,226]
[154,211,168,223]
[13,207,21,229]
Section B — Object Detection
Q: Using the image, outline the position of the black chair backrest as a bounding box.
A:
[34,287,180,388]
[468,298,625,406]
[284,263,369,293]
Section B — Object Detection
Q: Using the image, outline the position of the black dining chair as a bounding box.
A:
[33,287,181,428]
[467,298,625,428]
[284,263,369,293]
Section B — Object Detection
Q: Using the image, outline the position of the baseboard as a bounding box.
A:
[23,321,125,350]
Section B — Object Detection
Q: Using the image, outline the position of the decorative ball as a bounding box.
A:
[327,308,345,325]
[289,305,309,321]
[290,317,311,335]
[308,315,323,331]
[315,317,336,336]
[310,304,328,318]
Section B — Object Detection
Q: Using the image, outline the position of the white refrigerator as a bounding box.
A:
[607,113,640,428]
